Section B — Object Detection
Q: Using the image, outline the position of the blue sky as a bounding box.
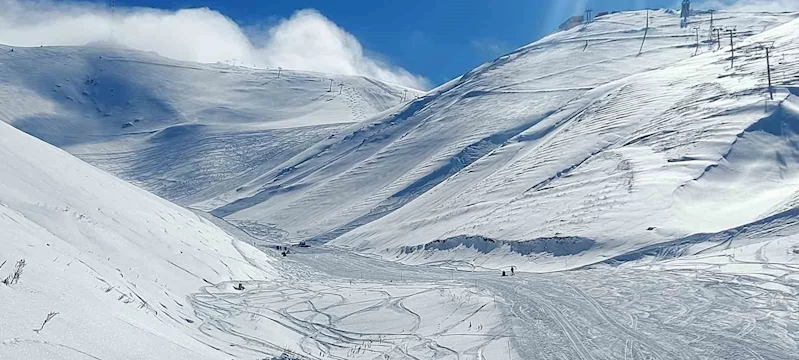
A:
[101,0,678,85]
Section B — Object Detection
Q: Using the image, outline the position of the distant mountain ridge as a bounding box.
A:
[0,43,422,203]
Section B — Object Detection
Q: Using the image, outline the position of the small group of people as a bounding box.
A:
[501,266,516,277]
[273,245,291,257]
[468,322,483,331]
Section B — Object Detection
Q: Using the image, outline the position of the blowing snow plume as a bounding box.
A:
[0,0,429,89]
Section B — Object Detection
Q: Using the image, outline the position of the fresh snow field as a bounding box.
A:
[2,8,799,360]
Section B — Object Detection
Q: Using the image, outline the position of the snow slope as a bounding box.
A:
[0,120,511,360]
[0,119,284,359]
[203,10,799,270]
[0,44,421,204]
[0,116,512,360]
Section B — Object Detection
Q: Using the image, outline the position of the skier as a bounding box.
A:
[501,270,507,277]
[511,266,515,276]
[234,283,245,291]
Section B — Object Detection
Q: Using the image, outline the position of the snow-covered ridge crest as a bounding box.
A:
[0,43,423,205]
[0,1,429,89]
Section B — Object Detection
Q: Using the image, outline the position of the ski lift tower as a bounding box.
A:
[110,0,116,40]
[681,0,691,28]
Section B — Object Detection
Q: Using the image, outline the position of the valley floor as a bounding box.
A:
[197,217,799,360]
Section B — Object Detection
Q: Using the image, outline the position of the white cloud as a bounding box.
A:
[253,9,429,89]
[0,1,429,89]
[694,0,799,11]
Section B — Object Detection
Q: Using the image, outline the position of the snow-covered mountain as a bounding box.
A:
[4,10,799,275]
[197,10,799,270]
[4,8,799,360]
[0,44,422,204]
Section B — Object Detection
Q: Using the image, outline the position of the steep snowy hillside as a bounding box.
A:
[0,120,280,359]
[203,10,799,270]
[0,44,421,204]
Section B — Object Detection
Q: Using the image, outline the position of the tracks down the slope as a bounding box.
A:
[285,248,799,359]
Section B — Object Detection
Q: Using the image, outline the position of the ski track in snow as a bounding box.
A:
[181,244,799,359]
